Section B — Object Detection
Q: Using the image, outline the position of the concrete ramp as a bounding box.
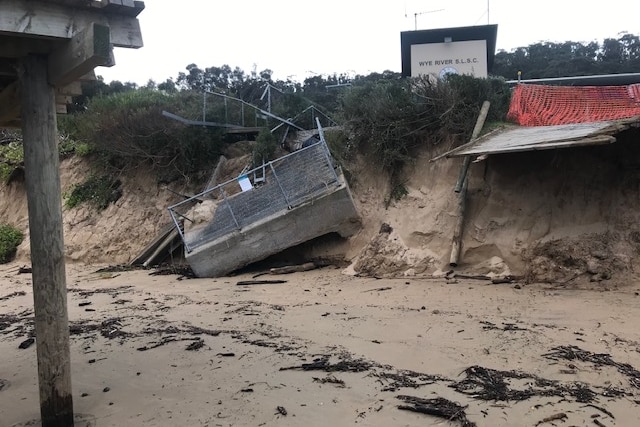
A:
[168,137,361,277]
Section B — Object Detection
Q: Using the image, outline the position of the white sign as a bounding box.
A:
[410,39,488,80]
[238,174,253,192]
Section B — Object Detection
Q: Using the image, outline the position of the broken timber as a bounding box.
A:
[0,1,145,425]
[449,100,490,267]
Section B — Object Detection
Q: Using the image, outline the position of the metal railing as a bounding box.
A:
[168,121,340,253]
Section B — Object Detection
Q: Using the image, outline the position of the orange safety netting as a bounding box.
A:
[507,83,640,126]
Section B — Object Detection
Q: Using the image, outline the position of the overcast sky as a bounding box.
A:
[98,0,640,85]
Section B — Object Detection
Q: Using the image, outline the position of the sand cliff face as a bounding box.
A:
[343,127,640,285]
[0,155,187,266]
[1,127,640,285]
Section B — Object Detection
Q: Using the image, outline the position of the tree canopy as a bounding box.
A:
[492,32,640,79]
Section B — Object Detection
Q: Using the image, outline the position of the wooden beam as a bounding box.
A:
[20,53,75,426]
[3,119,21,128]
[56,95,73,105]
[102,0,144,16]
[449,101,490,267]
[0,0,144,48]
[48,22,113,87]
[0,81,21,126]
[0,60,18,77]
[100,0,146,17]
[79,70,98,81]
[0,36,61,58]
[56,103,68,114]
[57,81,83,96]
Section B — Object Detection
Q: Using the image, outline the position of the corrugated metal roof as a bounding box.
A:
[435,117,640,159]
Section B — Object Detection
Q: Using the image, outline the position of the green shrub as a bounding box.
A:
[252,129,277,167]
[65,175,122,210]
[60,89,224,184]
[443,74,512,126]
[0,141,24,184]
[0,224,23,263]
[340,75,510,200]
[341,78,420,173]
[342,75,511,173]
[58,133,93,158]
[384,182,409,208]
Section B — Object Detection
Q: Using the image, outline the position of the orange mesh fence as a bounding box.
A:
[507,83,640,126]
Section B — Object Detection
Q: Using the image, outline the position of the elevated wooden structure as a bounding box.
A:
[0,0,144,127]
[0,1,144,425]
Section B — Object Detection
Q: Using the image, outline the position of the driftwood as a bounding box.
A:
[397,395,476,427]
[270,262,317,275]
[236,280,288,286]
[453,273,491,281]
[535,413,567,426]
[0,291,26,301]
[280,356,374,373]
[583,404,614,419]
[491,275,524,284]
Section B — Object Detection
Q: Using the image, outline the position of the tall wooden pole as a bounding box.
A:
[449,101,491,267]
[20,54,74,426]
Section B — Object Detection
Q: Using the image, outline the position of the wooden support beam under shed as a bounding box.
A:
[48,22,114,87]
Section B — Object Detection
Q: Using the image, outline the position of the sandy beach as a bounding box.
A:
[2,263,640,426]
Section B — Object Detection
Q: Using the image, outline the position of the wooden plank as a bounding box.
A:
[20,53,74,426]
[79,70,98,81]
[142,228,180,268]
[0,0,143,48]
[56,103,68,114]
[48,22,113,87]
[57,81,83,96]
[0,61,18,77]
[99,0,145,16]
[129,223,177,266]
[55,95,72,105]
[0,36,60,58]
[2,119,21,128]
[0,81,20,126]
[462,135,617,156]
[448,121,620,158]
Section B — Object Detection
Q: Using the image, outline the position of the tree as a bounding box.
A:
[491,32,640,80]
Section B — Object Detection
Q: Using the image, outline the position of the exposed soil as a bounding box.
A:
[1,127,640,286]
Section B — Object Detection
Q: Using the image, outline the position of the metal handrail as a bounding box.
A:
[168,121,340,253]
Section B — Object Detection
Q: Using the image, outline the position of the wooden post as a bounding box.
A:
[449,176,468,267]
[449,101,491,267]
[20,54,74,426]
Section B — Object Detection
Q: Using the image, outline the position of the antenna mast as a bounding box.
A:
[487,0,490,24]
[414,8,445,31]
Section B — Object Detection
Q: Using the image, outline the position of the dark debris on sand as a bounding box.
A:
[397,395,476,427]
[544,345,640,389]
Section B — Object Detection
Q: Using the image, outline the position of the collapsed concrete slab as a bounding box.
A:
[169,139,361,277]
